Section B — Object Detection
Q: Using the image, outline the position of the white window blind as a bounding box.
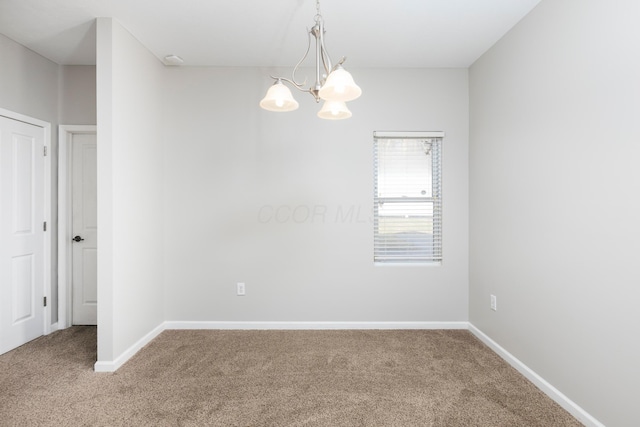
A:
[373,132,443,263]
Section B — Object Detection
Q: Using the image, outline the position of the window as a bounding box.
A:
[373,131,443,263]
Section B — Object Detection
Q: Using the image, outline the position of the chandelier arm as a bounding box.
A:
[321,49,332,76]
[314,23,322,91]
[272,76,315,94]
[331,56,346,72]
[318,24,332,76]
[290,27,313,87]
[314,0,329,77]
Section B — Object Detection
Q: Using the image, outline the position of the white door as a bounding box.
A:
[0,116,46,354]
[71,133,97,325]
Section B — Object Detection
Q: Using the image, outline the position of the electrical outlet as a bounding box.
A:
[237,282,245,296]
[490,294,497,311]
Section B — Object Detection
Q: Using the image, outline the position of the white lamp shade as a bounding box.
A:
[318,66,362,102]
[317,100,352,120]
[260,81,299,112]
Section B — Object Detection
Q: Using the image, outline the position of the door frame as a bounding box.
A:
[0,108,52,336]
[58,125,97,329]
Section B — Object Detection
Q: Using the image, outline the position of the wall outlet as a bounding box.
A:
[237,282,245,296]
[490,294,497,311]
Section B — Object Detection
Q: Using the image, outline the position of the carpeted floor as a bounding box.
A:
[0,327,582,426]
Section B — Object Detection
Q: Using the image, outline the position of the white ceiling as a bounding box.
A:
[0,0,541,67]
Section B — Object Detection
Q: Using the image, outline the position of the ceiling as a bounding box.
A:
[0,0,541,68]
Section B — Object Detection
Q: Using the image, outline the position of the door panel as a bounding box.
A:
[13,136,35,233]
[0,116,45,355]
[72,133,97,325]
[12,254,35,322]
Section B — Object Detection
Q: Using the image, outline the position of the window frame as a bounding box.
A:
[373,131,444,265]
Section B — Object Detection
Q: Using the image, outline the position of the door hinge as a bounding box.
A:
[44,146,47,156]
[44,296,47,307]
[43,221,47,231]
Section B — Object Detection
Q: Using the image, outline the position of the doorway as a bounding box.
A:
[0,109,52,355]
[58,126,97,327]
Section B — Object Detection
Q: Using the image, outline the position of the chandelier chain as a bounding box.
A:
[315,0,322,22]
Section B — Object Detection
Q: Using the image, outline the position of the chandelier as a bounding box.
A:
[259,0,362,120]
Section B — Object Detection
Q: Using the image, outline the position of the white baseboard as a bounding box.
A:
[468,323,604,427]
[94,322,164,373]
[164,321,469,330]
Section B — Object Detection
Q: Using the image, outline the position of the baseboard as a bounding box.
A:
[94,322,164,373]
[164,321,469,330]
[468,324,604,427]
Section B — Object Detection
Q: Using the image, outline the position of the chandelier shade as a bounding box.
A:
[318,66,362,102]
[259,80,299,112]
[317,100,352,120]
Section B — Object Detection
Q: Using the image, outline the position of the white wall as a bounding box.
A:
[96,18,164,363]
[0,34,59,121]
[469,1,640,425]
[162,67,469,323]
[60,65,96,125]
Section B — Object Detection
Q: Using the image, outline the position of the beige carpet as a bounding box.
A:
[0,327,582,426]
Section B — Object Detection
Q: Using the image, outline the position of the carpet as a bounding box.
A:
[0,327,582,426]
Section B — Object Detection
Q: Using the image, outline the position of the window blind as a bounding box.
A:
[373,132,442,263]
